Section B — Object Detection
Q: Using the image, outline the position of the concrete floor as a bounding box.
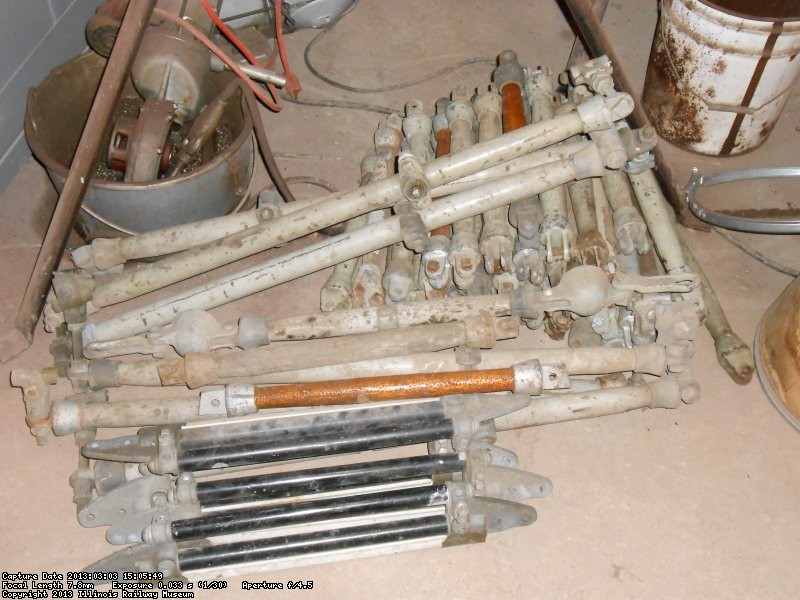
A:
[2,0,800,598]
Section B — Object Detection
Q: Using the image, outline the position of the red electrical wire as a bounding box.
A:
[200,0,259,64]
[197,0,283,109]
[274,0,302,99]
[153,7,281,112]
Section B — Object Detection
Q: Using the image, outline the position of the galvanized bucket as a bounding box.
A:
[25,52,254,238]
[643,0,800,155]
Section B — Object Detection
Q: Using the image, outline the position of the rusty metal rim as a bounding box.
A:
[697,0,800,24]
[663,2,800,57]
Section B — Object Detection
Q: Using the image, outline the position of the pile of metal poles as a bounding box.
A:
[12,52,704,582]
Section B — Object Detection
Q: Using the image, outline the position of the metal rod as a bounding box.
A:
[494,379,683,430]
[172,485,449,541]
[0,0,156,362]
[210,56,287,87]
[567,0,611,67]
[180,401,446,450]
[268,293,511,341]
[679,235,755,385]
[628,167,688,274]
[253,368,514,409]
[149,314,513,389]
[177,515,449,572]
[180,400,444,445]
[177,419,455,471]
[247,345,667,384]
[197,454,463,508]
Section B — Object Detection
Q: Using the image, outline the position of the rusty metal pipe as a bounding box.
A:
[170,315,514,389]
[93,313,517,389]
[502,84,528,133]
[567,0,611,67]
[434,127,451,157]
[231,344,668,385]
[0,0,156,362]
[422,99,455,297]
[561,0,708,230]
[430,98,453,239]
[494,50,528,133]
[679,235,754,385]
[494,378,683,430]
[253,368,515,409]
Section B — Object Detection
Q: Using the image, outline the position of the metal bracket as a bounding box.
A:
[612,271,699,294]
[77,474,189,545]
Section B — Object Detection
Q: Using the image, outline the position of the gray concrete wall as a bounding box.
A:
[0,0,101,195]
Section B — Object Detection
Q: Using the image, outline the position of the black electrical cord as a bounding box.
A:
[713,228,799,278]
[243,83,297,203]
[303,0,495,94]
[280,92,398,114]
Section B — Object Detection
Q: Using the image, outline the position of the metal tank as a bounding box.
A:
[25,51,254,238]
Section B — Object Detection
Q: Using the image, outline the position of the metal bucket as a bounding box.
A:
[24,52,254,237]
[643,0,800,155]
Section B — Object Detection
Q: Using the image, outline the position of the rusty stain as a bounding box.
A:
[422,314,451,324]
[643,25,705,147]
[501,84,527,132]
[575,230,609,268]
[712,58,727,74]
[703,0,800,21]
[718,207,800,219]
[721,24,783,154]
[426,286,448,299]
[156,359,185,386]
[427,130,454,239]
[369,292,384,306]
[254,367,515,408]
[434,129,451,158]
[544,311,571,341]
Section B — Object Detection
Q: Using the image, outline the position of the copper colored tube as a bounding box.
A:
[0,0,156,363]
[434,128,451,157]
[501,84,527,133]
[254,368,514,409]
[430,128,453,238]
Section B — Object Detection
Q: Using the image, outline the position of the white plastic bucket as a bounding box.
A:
[643,0,800,155]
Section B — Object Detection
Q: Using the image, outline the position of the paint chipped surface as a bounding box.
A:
[643,23,707,148]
